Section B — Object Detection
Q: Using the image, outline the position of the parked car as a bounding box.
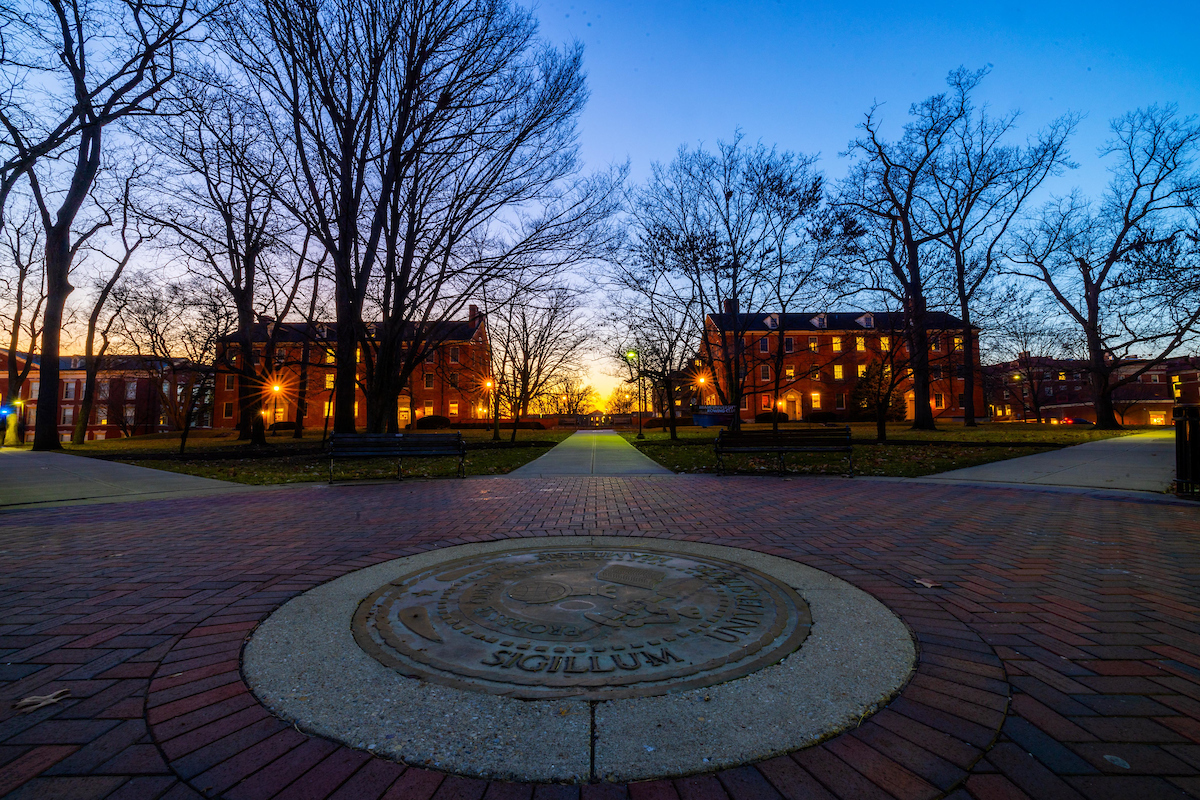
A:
[1059,417,1094,426]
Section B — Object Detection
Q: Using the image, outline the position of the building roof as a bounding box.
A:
[705,311,971,333]
[217,318,484,345]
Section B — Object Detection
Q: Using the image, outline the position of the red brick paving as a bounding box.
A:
[1,476,1198,799]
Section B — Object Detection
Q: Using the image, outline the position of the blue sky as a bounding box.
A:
[535,0,1200,193]
[542,0,1200,396]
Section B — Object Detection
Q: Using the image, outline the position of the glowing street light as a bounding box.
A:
[271,384,282,436]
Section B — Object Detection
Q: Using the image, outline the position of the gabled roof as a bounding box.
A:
[218,318,485,345]
[705,311,971,333]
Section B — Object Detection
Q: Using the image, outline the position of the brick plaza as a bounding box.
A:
[1,476,1198,800]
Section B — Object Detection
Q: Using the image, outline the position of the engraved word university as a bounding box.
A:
[352,545,812,699]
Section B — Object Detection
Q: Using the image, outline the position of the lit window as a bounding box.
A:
[809,366,820,380]
[324,400,334,417]
[832,336,843,352]
[931,338,941,352]
[96,407,108,424]
[325,351,335,364]
[449,402,459,416]
[424,373,435,389]
[834,365,844,380]
[810,392,821,409]
[761,394,771,409]
[880,336,890,350]
[785,366,795,380]
[760,365,771,381]
[325,374,335,389]
[808,336,818,351]
[953,337,963,351]
[1058,372,1067,381]
[856,337,865,352]
[784,337,793,353]
[857,364,867,378]
[424,400,434,414]
[934,393,945,409]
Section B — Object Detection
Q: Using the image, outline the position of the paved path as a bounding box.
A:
[506,430,673,477]
[928,430,1176,493]
[0,476,1197,799]
[0,449,258,510]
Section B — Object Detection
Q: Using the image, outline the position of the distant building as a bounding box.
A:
[0,350,186,442]
[702,305,984,423]
[211,307,491,432]
[985,355,1200,426]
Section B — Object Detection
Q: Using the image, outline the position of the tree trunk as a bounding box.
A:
[32,241,71,450]
[664,375,678,440]
[294,338,311,439]
[333,278,359,433]
[72,359,101,445]
[876,405,888,442]
[1084,327,1121,429]
[960,319,977,427]
[905,295,936,431]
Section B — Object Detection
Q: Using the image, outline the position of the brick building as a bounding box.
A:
[1,350,181,443]
[211,308,491,432]
[985,355,1200,426]
[701,309,984,423]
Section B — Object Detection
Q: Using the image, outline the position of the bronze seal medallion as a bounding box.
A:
[352,544,812,699]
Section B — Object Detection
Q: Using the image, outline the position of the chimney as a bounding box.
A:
[469,304,480,325]
[722,299,739,315]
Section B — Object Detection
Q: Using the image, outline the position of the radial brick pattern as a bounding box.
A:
[0,476,1198,800]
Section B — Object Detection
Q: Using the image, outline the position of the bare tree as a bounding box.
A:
[635,134,829,431]
[70,160,155,444]
[135,74,294,445]
[118,275,234,453]
[2,0,205,449]
[0,199,44,443]
[222,0,620,436]
[925,78,1077,426]
[543,374,595,415]
[1010,105,1200,428]
[490,285,590,441]
[840,69,983,430]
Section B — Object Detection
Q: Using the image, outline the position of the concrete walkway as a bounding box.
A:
[927,429,1176,492]
[0,449,258,510]
[505,430,673,477]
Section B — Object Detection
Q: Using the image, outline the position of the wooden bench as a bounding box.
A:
[328,432,466,483]
[714,427,853,476]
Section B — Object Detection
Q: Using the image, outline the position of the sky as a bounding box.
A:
[525,0,1200,400]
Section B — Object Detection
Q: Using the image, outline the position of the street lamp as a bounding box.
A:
[625,350,645,439]
[271,384,281,436]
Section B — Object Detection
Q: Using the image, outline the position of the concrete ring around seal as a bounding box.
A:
[242,537,916,784]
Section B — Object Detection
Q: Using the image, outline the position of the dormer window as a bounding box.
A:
[856,313,874,329]
[765,314,779,330]
[810,314,827,329]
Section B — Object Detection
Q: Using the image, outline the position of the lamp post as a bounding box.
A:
[625,350,645,439]
[271,384,281,435]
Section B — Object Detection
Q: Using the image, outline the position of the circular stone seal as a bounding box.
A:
[352,545,811,700]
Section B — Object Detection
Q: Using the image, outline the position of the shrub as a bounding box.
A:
[645,416,693,428]
[414,414,451,429]
[805,411,840,424]
[754,411,789,423]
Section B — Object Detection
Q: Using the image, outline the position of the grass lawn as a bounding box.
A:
[55,427,574,485]
[619,421,1135,478]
